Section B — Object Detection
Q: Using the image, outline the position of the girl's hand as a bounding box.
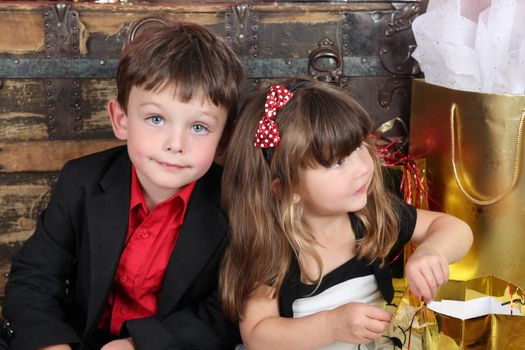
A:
[101,337,136,350]
[405,248,449,303]
[329,302,392,344]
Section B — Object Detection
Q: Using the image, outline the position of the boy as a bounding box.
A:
[2,21,244,350]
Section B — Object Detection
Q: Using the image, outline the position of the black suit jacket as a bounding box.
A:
[3,146,239,350]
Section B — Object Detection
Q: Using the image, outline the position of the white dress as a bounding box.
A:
[278,202,417,350]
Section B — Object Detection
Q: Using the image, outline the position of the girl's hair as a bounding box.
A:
[220,78,400,321]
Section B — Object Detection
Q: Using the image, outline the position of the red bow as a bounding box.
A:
[254,84,293,148]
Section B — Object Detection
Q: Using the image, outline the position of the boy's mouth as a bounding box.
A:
[156,160,186,169]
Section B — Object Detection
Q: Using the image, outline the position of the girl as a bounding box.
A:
[220,78,472,349]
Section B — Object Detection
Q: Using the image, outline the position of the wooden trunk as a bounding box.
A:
[0,0,426,295]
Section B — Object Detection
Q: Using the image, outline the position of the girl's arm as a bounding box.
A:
[406,209,473,302]
[240,285,392,350]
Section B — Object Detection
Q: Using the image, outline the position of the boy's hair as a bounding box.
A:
[116,21,245,147]
[220,78,401,321]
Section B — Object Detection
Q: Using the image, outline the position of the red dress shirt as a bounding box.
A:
[98,166,196,335]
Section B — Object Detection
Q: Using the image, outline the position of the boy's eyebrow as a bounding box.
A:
[138,101,222,120]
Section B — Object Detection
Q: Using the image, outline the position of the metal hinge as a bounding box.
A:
[43,3,82,140]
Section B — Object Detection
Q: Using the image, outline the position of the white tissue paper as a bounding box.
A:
[427,296,522,320]
[412,0,525,94]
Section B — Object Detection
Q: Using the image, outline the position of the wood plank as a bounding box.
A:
[0,112,48,141]
[81,79,116,138]
[80,12,223,37]
[0,2,395,12]
[0,11,44,54]
[0,79,117,141]
[0,172,56,243]
[0,80,48,141]
[0,173,62,298]
[0,140,124,172]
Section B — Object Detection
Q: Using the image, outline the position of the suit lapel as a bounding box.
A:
[157,165,227,315]
[84,151,132,333]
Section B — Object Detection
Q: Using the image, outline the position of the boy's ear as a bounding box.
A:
[107,99,128,141]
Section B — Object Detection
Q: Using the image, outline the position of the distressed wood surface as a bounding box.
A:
[0,139,124,172]
[0,79,116,141]
[0,172,58,297]
[0,10,44,54]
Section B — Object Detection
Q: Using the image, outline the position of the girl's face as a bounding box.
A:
[295,143,374,220]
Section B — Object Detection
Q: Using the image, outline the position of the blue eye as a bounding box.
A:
[147,115,164,126]
[192,124,209,134]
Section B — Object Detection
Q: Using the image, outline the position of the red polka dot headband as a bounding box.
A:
[254,84,293,149]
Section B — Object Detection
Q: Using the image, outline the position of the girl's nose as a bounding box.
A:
[354,149,373,178]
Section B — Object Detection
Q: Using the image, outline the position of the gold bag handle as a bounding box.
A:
[450,103,525,206]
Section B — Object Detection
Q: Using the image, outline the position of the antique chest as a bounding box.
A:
[0,0,425,296]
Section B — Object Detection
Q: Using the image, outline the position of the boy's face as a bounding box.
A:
[109,85,228,206]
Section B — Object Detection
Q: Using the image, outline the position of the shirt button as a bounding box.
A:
[120,306,128,314]
[139,231,150,239]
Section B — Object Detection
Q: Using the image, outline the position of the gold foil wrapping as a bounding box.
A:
[409,79,525,288]
[385,276,525,349]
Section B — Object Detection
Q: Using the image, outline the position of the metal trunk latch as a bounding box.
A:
[308,38,345,85]
[225,4,258,57]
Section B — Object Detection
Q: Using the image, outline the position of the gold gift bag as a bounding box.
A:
[409,79,525,288]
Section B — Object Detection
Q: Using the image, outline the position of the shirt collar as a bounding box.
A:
[130,165,196,214]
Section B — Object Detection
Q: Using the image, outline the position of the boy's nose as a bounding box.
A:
[164,130,184,153]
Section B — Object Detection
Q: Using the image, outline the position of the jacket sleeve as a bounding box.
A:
[125,289,240,350]
[3,162,82,349]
